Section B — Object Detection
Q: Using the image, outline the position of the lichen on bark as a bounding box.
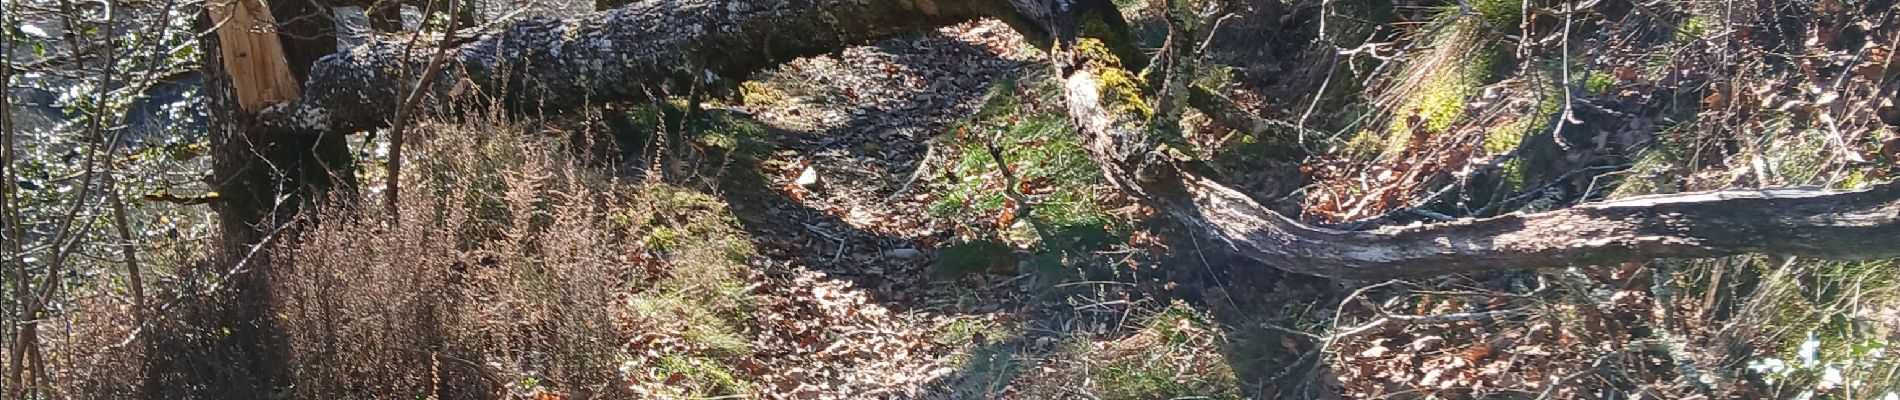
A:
[286,0,1011,133]
[1073,38,1153,121]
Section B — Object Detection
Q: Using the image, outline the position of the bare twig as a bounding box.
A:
[1548,0,1577,150]
[1327,308,1531,342]
[385,0,465,221]
[801,223,847,263]
[888,137,939,199]
[983,136,1033,222]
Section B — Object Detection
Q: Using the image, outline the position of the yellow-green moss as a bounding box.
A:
[1073,38,1122,71]
[1836,169,1892,190]
[1486,89,1563,155]
[1351,16,1501,158]
[1412,72,1484,134]
[1584,72,1617,95]
[1076,38,1155,121]
[1367,58,1489,155]
[1485,81,1565,189]
[1078,12,1146,68]
[738,81,786,105]
[1677,15,1710,43]
[1097,67,1155,120]
[1471,0,1523,28]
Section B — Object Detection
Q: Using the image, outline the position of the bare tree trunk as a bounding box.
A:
[146,1,348,398]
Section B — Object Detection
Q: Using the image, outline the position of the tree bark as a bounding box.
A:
[151,2,347,398]
[250,0,1900,285]
[1049,32,1900,280]
[275,0,1022,133]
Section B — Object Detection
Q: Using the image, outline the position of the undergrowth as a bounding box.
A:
[274,114,763,398]
[928,76,1116,232]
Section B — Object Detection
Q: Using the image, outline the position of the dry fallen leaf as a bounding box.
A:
[1459,344,1495,362]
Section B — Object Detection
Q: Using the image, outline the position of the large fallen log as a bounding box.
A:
[258,0,1900,280]
[1050,32,1900,279]
[277,0,1020,133]
[1178,173,1900,279]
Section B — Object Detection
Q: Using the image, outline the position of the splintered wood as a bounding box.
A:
[207,0,301,112]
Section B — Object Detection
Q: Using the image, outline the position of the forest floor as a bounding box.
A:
[624,14,1556,399]
[627,2,1900,397]
[627,19,1269,399]
[31,0,1900,398]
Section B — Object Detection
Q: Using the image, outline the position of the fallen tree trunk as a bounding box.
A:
[1050,34,1900,279]
[266,0,1900,281]
[278,0,1019,133]
[1175,173,1900,279]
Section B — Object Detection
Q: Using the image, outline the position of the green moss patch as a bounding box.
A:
[929,77,1117,231]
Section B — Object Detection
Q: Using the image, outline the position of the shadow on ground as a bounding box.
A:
[597,20,1357,399]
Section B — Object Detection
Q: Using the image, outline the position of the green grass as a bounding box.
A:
[934,317,1010,346]
[1711,258,1900,397]
[929,76,1117,231]
[935,239,1020,279]
[649,353,753,396]
[1756,117,1844,186]
[1608,145,1685,198]
[918,74,1145,298]
[1606,85,1900,395]
[1088,304,1244,399]
[604,101,773,163]
[950,343,1026,398]
[613,184,762,392]
[620,184,757,326]
[937,316,1029,399]
[1471,0,1524,28]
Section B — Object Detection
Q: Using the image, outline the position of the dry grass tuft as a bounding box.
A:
[273,113,761,398]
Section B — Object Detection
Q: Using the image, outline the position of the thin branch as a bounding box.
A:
[106,180,147,327]
[384,0,464,221]
[1548,0,1576,150]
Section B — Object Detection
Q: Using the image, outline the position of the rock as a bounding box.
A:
[1879,98,1900,127]
[332,6,372,49]
[794,165,821,188]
